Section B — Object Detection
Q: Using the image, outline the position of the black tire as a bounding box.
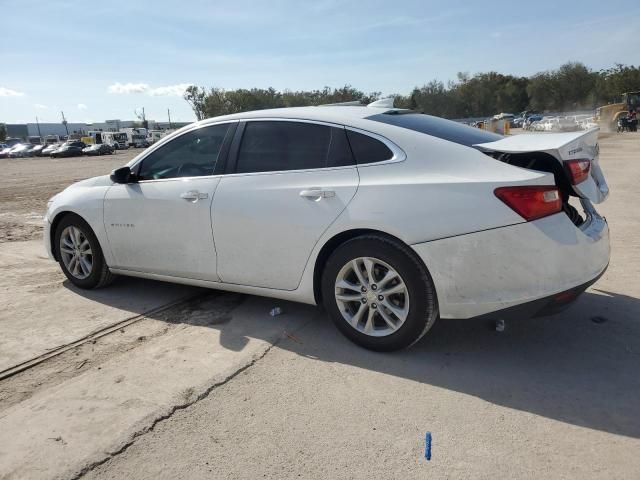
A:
[321,235,438,351]
[54,214,115,289]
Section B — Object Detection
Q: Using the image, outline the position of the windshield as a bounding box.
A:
[367,112,503,147]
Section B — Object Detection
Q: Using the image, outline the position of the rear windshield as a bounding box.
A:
[366,112,503,147]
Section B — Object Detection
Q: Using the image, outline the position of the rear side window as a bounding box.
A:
[345,130,393,164]
[367,112,503,147]
[236,121,354,173]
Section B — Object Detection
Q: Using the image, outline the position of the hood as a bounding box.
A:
[67,175,113,190]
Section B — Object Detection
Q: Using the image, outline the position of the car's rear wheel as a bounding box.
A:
[55,214,115,289]
[321,235,438,351]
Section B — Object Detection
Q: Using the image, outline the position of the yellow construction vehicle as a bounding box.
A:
[596,91,640,131]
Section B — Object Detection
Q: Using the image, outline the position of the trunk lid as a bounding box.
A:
[474,128,609,204]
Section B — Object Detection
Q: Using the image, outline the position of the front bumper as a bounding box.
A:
[411,209,609,319]
[44,215,54,260]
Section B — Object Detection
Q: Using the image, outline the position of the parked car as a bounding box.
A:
[580,117,598,130]
[512,116,525,128]
[31,144,47,156]
[0,146,13,158]
[524,114,544,130]
[538,117,580,132]
[42,143,61,156]
[50,142,86,158]
[8,143,35,158]
[44,104,610,351]
[4,138,23,147]
[83,144,114,156]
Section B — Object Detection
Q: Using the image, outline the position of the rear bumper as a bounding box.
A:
[411,209,609,319]
[469,264,607,321]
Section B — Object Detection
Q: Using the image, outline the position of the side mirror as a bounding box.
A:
[110,166,136,184]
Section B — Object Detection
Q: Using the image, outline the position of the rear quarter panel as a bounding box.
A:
[334,130,551,245]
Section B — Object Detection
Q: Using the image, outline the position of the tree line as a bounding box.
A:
[184,62,640,120]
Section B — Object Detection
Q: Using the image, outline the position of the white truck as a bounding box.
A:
[122,128,148,148]
[146,130,165,144]
[87,131,127,150]
[44,135,60,145]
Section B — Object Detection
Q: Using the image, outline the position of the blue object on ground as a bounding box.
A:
[425,432,432,461]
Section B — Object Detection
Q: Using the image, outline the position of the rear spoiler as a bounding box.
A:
[474,128,609,204]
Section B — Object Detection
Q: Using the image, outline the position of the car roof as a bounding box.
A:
[197,105,403,126]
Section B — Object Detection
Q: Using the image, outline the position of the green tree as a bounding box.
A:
[185,62,640,120]
[0,123,6,142]
[528,62,597,111]
[594,64,640,105]
[183,85,207,120]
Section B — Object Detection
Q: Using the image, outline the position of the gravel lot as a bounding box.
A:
[0,149,138,243]
[0,133,639,479]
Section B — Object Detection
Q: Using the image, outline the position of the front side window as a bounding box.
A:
[137,124,230,180]
[236,121,353,173]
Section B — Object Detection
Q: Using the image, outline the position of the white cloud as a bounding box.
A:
[107,82,192,96]
[77,103,88,110]
[0,87,25,97]
[34,103,48,109]
[107,82,150,94]
[147,83,191,96]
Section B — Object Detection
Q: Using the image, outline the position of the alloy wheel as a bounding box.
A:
[59,226,93,279]
[334,257,410,337]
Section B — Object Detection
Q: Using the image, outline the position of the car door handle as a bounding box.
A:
[180,190,208,202]
[299,188,336,199]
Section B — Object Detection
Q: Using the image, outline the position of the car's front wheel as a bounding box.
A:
[55,214,115,289]
[321,235,438,351]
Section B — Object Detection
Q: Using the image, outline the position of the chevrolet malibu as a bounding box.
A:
[45,101,610,351]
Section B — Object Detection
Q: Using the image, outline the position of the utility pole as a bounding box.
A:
[134,107,148,129]
[36,116,42,139]
[61,111,69,136]
[167,108,172,129]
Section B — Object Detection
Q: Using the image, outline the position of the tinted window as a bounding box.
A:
[345,130,393,164]
[138,124,230,180]
[367,112,503,147]
[327,127,355,168]
[236,121,353,173]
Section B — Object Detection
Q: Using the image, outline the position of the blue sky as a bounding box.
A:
[1,0,639,123]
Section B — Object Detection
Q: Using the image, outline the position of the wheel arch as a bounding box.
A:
[312,228,433,305]
[49,210,88,261]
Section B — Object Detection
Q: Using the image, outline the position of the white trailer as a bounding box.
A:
[87,131,128,149]
[122,128,148,148]
[146,130,165,144]
[44,135,60,145]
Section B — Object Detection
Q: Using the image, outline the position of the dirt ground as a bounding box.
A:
[0,133,639,479]
[0,150,137,243]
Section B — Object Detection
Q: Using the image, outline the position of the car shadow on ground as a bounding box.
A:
[66,279,640,440]
[61,275,207,316]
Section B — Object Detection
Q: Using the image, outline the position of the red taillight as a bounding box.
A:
[565,159,591,184]
[494,186,562,221]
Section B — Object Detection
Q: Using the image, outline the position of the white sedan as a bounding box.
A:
[44,102,610,351]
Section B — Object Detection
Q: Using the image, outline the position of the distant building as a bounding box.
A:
[26,123,89,138]
[6,124,29,139]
